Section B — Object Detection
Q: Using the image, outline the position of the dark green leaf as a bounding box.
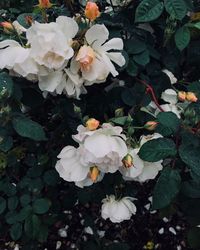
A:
[10,223,22,240]
[12,116,47,141]
[126,59,138,76]
[25,214,41,239]
[20,194,31,207]
[164,0,187,20]
[0,72,13,97]
[8,196,18,211]
[179,144,200,177]
[43,170,59,186]
[153,167,181,209]
[135,0,164,22]
[138,138,177,162]
[175,26,190,51]
[0,197,6,214]
[157,112,180,133]
[133,50,150,66]
[33,198,50,214]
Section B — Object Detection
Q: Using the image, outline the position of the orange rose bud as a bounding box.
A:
[0,22,13,33]
[86,118,100,131]
[122,154,133,168]
[186,92,198,102]
[38,0,52,9]
[89,166,100,182]
[85,2,100,21]
[178,91,186,102]
[144,121,158,131]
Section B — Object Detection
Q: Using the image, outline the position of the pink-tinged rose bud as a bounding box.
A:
[38,0,52,9]
[85,2,100,21]
[89,166,100,182]
[76,45,95,71]
[0,22,13,33]
[86,118,100,131]
[178,91,186,102]
[144,121,158,131]
[186,92,198,102]
[122,154,133,168]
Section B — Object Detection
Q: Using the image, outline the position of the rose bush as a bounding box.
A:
[1,0,200,249]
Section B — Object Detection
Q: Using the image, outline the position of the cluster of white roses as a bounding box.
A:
[0,16,125,98]
[56,120,163,223]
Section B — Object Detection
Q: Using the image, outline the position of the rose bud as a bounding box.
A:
[178,91,186,102]
[186,92,198,102]
[0,22,13,33]
[85,2,100,21]
[38,0,52,9]
[86,118,100,131]
[144,121,158,131]
[122,154,133,168]
[89,166,100,182]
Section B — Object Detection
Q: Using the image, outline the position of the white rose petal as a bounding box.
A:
[101,195,136,223]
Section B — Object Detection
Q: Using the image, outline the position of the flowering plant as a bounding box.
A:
[1,0,200,249]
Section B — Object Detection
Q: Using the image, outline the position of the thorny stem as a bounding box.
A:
[136,78,165,112]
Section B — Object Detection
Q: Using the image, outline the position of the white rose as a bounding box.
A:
[72,24,125,84]
[38,68,85,98]
[55,146,89,182]
[0,40,38,77]
[101,195,137,223]
[73,123,128,173]
[26,16,78,70]
[135,161,163,182]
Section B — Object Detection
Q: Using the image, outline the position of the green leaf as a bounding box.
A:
[17,205,32,221]
[33,198,50,214]
[12,116,47,141]
[157,112,180,133]
[135,0,164,22]
[133,50,150,66]
[138,138,177,162]
[153,167,181,209]
[25,214,41,239]
[110,116,131,126]
[164,0,187,20]
[175,26,190,51]
[43,170,59,186]
[10,223,22,240]
[125,39,146,54]
[0,197,6,214]
[8,196,18,211]
[179,144,200,177]
[126,59,138,77]
[0,136,13,152]
[0,72,13,97]
[20,194,31,207]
